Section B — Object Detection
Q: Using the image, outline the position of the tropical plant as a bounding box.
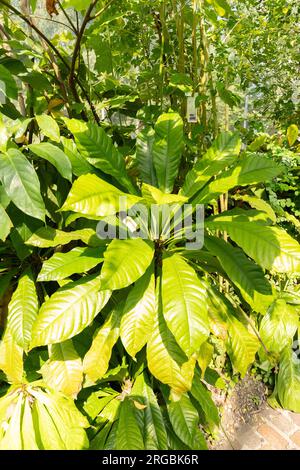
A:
[0,107,300,449]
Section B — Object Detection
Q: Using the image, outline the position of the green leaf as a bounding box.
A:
[197,341,214,378]
[167,394,207,449]
[277,346,300,412]
[259,299,298,354]
[120,266,155,358]
[0,329,23,383]
[162,254,209,357]
[147,287,196,396]
[26,226,101,248]
[232,193,276,223]
[169,73,193,93]
[0,149,45,221]
[287,124,298,146]
[35,115,60,142]
[0,64,18,100]
[83,304,121,382]
[136,127,157,186]
[206,217,300,273]
[204,236,274,313]
[37,246,104,282]
[191,370,220,425]
[61,173,141,217]
[61,137,94,177]
[0,204,12,241]
[132,372,168,450]
[21,397,39,449]
[0,393,23,450]
[101,239,154,290]
[152,112,183,193]
[30,276,111,347]
[29,143,72,181]
[142,183,187,205]
[7,269,38,350]
[195,155,282,203]
[63,0,91,10]
[41,340,83,398]
[116,398,144,450]
[226,315,259,377]
[64,118,136,193]
[182,131,241,197]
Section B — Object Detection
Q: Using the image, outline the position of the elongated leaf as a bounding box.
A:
[0,149,45,221]
[26,226,101,247]
[0,204,12,241]
[101,239,154,290]
[142,183,187,205]
[0,64,18,100]
[29,143,72,181]
[204,236,274,313]
[226,315,259,376]
[232,193,276,223]
[195,155,282,203]
[136,127,157,186]
[0,393,23,450]
[30,276,111,347]
[83,305,121,382]
[206,216,300,273]
[64,118,136,192]
[116,398,144,450]
[21,398,39,450]
[35,115,60,142]
[61,136,94,177]
[191,370,220,425]
[182,132,241,197]
[287,124,298,147]
[197,341,214,378]
[162,254,209,357]
[7,269,38,350]
[0,329,23,383]
[61,173,141,217]
[152,112,183,193]
[41,340,83,398]
[147,285,196,396]
[259,299,298,354]
[132,372,168,450]
[38,247,104,281]
[277,346,300,412]
[120,267,155,358]
[167,394,207,449]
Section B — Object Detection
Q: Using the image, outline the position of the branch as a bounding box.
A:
[57,0,78,34]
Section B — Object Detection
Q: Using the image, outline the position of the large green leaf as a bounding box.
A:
[29,143,72,181]
[83,305,121,382]
[277,346,300,412]
[167,394,207,449]
[0,329,23,383]
[61,173,141,218]
[142,183,187,205]
[195,155,282,203]
[0,149,45,221]
[61,137,94,177]
[41,340,83,398]
[37,247,104,282]
[35,115,60,142]
[152,112,183,193]
[30,276,111,347]
[116,398,144,450]
[64,118,136,193]
[132,372,168,450]
[204,235,274,313]
[120,266,156,358]
[0,393,23,450]
[0,64,18,100]
[136,127,157,186]
[7,269,38,350]
[206,216,300,272]
[259,299,298,354]
[182,131,241,197]
[147,283,196,396]
[26,226,101,248]
[162,254,209,357]
[0,204,12,241]
[100,239,154,290]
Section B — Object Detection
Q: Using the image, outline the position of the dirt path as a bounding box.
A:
[211,375,300,450]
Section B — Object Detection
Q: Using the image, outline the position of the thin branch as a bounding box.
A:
[57,0,77,33]
[30,15,75,32]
